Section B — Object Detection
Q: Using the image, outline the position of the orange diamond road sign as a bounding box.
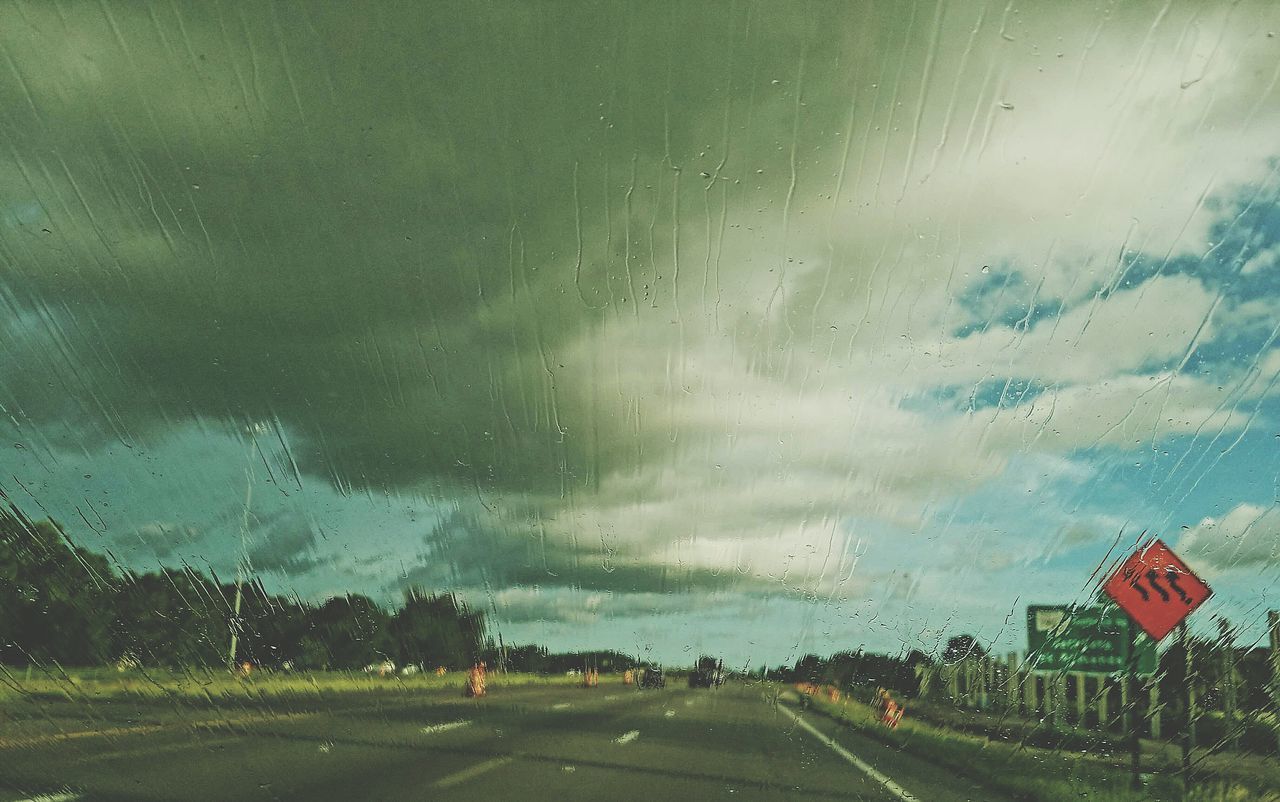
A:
[1102,538,1212,642]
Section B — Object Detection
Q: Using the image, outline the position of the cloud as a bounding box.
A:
[1178,503,1280,572]
[2,1,1280,647]
[246,513,322,574]
[126,522,201,559]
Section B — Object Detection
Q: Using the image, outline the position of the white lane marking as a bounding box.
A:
[614,729,640,745]
[421,720,471,735]
[551,702,572,710]
[13,793,82,802]
[433,756,514,788]
[774,704,919,802]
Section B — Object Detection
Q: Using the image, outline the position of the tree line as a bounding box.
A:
[764,647,935,696]
[1,501,484,671]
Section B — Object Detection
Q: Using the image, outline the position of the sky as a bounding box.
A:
[2,1,1279,668]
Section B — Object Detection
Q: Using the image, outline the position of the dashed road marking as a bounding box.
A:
[420,720,471,735]
[774,703,919,802]
[614,729,640,745]
[433,756,514,788]
[551,702,572,710]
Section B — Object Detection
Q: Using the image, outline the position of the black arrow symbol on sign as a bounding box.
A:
[1129,576,1149,602]
[1164,569,1194,605]
[1144,570,1170,602]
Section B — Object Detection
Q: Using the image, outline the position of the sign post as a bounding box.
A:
[1269,611,1279,757]
[1179,621,1195,796]
[1102,538,1212,794]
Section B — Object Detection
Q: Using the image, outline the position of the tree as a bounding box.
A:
[942,634,986,664]
[391,589,484,669]
[112,568,227,667]
[307,595,393,669]
[1,504,117,666]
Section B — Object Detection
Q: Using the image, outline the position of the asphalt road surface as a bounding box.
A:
[1,683,1013,801]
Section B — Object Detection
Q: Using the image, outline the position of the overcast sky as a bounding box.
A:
[2,1,1279,667]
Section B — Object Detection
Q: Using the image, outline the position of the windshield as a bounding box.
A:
[2,3,1279,801]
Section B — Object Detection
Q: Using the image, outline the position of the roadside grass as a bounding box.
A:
[792,690,1279,802]
[0,666,582,705]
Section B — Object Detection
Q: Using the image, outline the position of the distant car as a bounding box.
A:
[639,666,665,689]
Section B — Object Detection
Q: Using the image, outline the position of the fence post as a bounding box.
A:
[1217,617,1240,752]
[1045,673,1058,729]
[965,658,973,707]
[1007,652,1019,712]
[1057,672,1068,729]
[979,656,990,711]
[1074,672,1086,726]
[1098,675,1110,731]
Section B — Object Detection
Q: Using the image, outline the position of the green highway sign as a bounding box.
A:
[1026,604,1157,675]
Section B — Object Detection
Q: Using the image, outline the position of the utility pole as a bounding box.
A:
[228,427,258,672]
[1127,619,1141,791]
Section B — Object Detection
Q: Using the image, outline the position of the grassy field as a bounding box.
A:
[793,688,1279,802]
[0,665,582,705]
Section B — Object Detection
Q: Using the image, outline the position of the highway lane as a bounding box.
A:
[0,683,1012,801]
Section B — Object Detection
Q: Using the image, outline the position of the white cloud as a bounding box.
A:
[1178,502,1280,572]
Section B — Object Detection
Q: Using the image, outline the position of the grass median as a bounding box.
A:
[0,666,584,705]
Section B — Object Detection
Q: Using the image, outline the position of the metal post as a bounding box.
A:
[1127,619,1141,791]
[1149,680,1161,740]
[1268,611,1279,756]
[1181,621,1195,794]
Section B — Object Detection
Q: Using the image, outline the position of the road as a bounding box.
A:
[0,683,1012,801]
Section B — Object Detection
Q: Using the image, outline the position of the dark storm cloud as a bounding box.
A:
[5,0,1280,650]
[394,508,751,597]
[246,513,321,574]
[126,522,201,559]
[0,1,823,493]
